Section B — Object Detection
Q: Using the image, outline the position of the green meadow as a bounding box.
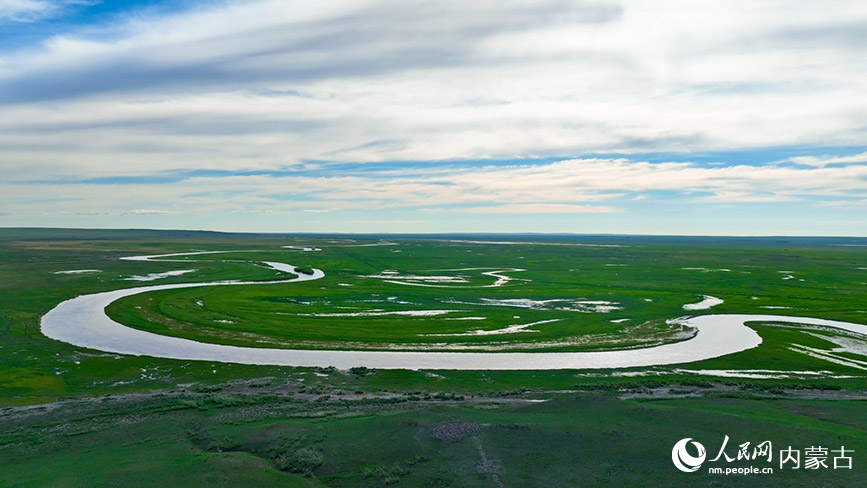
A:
[103,234,867,352]
[1,228,866,486]
[3,392,866,488]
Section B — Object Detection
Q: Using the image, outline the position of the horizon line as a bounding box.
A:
[2,226,866,240]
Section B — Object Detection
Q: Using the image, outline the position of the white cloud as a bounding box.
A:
[461,204,620,214]
[1,157,865,220]
[816,199,867,208]
[787,151,867,167]
[350,220,433,225]
[0,0,53,21]
[123,209,179,215]
[692,192,800,203]
[0,1,866,233]
[0,0,85,22]
[0,0,866,179]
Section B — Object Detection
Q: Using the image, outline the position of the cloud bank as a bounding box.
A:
[0,0,865,234]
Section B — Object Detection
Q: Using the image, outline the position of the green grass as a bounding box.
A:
[2,392,865,487]
[1,230,866,405]
[1,229,866,487]
[101,238,867,353]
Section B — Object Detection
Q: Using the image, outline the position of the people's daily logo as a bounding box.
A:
[672,436,854,475]
[672,438,706,472]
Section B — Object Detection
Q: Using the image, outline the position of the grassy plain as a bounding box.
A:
[1,228,866,486]
[104,235,867,352]
[2,387,866,488]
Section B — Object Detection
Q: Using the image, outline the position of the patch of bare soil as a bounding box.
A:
[431,421,480,442]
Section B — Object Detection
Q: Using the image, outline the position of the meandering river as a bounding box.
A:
[40,254,867,370]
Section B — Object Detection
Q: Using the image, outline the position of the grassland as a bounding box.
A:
[3,384,866,488]
[103,236,867,353]
[1,228,866,486]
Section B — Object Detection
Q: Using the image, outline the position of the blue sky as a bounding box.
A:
[1,1,865,235]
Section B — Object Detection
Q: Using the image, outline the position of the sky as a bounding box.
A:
[0,0,865,235]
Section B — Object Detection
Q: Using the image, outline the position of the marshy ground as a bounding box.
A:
[1,229,865,486]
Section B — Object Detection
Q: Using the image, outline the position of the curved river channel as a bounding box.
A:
[41,255,867,370]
